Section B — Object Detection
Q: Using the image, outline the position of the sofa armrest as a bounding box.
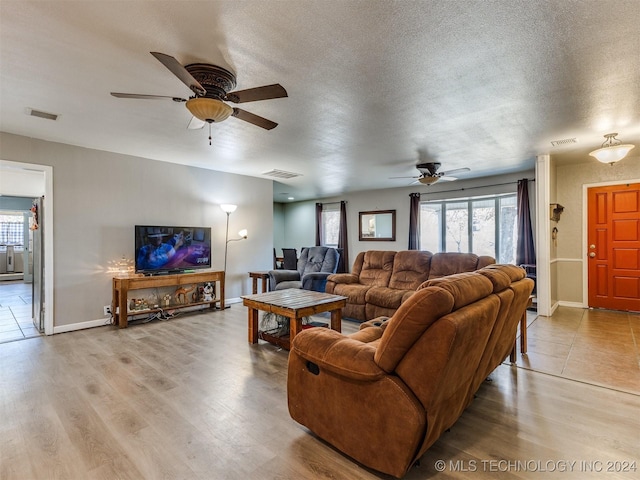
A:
[327,273,360,284]
[268,269,300,289]
[291,328,385,381]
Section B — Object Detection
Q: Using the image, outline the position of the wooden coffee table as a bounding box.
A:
[241,288,347,350]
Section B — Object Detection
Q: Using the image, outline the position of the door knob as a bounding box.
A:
[589,252,596,258]
[589,244,596,249]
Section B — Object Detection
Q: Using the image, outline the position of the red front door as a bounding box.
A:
[587,182,640,312]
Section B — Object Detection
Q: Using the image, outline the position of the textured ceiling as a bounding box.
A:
[1,0,639,202]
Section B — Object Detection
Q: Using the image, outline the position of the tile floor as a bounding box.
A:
[0,280,41,343]
[513,305,640,395]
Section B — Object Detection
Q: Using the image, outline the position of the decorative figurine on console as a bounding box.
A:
[174,284,196,305]
[202,282,215,302]
[162,294,171,307]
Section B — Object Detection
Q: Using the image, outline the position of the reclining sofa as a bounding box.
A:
[288,264,534,478]
[325,250,495,321]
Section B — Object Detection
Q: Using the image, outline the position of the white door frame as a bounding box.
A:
[0,160,54,335]
[535,154,552,316]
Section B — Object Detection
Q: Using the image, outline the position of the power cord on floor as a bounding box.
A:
[111,304,213,327]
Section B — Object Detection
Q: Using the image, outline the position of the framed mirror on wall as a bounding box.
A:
[359,210,396,241]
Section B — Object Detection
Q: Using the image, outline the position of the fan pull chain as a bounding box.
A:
[208,123,212,146]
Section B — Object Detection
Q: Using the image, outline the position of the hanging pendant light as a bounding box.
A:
[589,133,635,165]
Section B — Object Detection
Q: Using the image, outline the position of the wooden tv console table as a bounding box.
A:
[112,270,225,328]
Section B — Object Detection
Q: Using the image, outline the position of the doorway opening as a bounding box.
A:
[0,160,53,340]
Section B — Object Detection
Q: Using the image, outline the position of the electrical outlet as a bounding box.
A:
[104,305,112,316]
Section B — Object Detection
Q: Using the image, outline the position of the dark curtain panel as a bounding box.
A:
[408,193,421,250]
[516,179,536,265]
[315,203,323,246]
[337,201,349,273]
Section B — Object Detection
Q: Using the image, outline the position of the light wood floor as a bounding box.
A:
[1,304,639,479]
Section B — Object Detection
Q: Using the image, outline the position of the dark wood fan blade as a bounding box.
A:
[232,108,278,130]
[111,93,186,101]
[225,84,287,104]
[150,52,206,96]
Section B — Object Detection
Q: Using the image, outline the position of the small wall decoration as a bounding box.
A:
[30,200,39,230]
[550,203,564,222]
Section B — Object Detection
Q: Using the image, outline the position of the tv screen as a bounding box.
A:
[134,225,211,274]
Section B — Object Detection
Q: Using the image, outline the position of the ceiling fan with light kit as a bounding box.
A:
[391,162,470,185]
[111,52,287,144]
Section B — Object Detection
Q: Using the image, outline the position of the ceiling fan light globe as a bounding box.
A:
[186,98,233,123]
[419,176,440,185]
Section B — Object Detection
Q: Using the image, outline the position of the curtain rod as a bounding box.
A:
[416,178,535,196]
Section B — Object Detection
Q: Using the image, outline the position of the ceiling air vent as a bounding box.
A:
[27,108,59,121]
[550,138,577,147]
[262,169,302,179]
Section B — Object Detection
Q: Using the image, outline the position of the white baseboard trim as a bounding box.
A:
[557,301,586,309]
[226,297,243,304]
[53,318,110,334]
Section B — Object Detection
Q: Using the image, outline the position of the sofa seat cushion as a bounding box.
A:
[333,283,370,304]
[366,286,413,310]
[274,280,302,290]
[332,283,371,321]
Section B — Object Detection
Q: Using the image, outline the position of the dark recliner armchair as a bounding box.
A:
[269,246,340,292]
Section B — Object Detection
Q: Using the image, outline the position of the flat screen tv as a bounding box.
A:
[134,225,211,275]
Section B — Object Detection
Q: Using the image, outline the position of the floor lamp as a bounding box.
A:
[220,204,248,308]
[221,204,237,272]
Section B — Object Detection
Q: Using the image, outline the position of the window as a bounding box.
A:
[472,198,495,257]
[0,213,25,245]
[418,194,517,263]
[321,205,340,247]
[419,203,441,253]
[445,201,469,252]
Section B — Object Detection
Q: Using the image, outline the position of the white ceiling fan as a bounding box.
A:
[391,162,470,185]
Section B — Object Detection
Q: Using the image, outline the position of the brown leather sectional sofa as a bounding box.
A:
[288,264,534,478]
[325,250,495,321]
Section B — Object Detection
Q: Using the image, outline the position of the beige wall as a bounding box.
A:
[555,153,640,305]
[1,132,274,329]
